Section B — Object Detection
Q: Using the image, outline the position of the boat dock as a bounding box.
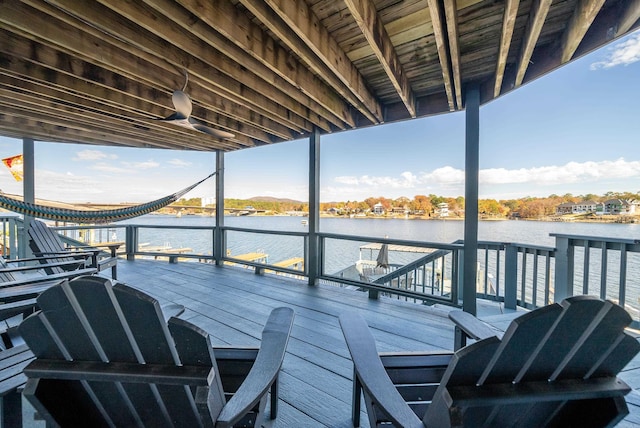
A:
[272,257,304,270]
[225,252,269,267]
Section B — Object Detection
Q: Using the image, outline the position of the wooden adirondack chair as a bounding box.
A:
[340,296,640,428]
[19,275,294,427]
[28,219,120,279]
[0,255,97,304]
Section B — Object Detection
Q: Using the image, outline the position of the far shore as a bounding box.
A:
[152,210,640,225]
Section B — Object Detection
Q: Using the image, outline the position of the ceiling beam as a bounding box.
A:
[342,0,416,117]
[561,0,606,63]
[616,0,640,36]
[443,0,462,109]
[240,0,384,123]
[427,0,455,111]
[515,0,552,87]
[494,0,520,97]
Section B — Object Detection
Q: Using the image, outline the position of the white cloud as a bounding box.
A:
[421,166,465,184]
[333,172,420,189]
[590,32,640,70]
[89,163,130,174]
[324,158,640,200]
[122,160,160,170]
[73,149,117,161]
[168,158,192,167]
[482,158,640,186]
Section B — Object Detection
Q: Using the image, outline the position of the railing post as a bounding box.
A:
[9,217,18,259]
[456,249,464,305]
[125,225,136,261]
[553,235,574,302]
[504,243,517,309]
[307,128,320,286]
[215,151,225,266]
[462,84,480,315]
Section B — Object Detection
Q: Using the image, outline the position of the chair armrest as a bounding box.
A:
[0,298,38,321]
[216,307,294,428]
[339,312,424,428]
[0,276,67,290]
[0,267,97,290]
[449,310,501,350]
[32,250,96,258]
[4,254,90,263]
[0,260,85,274]
[74,244,121,253]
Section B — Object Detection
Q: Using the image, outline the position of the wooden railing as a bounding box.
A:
[2,216,639,325]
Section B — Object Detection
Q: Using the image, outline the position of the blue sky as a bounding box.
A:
[1,30,638,204]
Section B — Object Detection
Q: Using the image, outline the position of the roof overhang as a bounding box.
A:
[1,0,638,152]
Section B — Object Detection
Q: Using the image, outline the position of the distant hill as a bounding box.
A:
[248,196,304,204]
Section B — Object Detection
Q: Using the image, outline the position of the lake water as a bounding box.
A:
[113,214,640,275]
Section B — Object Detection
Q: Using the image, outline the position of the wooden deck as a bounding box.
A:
[22,258,640,427]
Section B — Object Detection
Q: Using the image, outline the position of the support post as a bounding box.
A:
[553,235,574,302]
[308,128,320,286]
[463,85,480,315]
[504,243,518,309]
[215,151,225,266]
[21,138,35,258]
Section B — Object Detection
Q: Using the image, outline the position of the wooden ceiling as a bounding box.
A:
[1,0,638,152]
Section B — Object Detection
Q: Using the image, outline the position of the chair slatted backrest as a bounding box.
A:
[425,295,640,427]
[19,276,226,427]
[28,220,73,275]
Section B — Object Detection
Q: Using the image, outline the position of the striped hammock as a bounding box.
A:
[0,172,215,224]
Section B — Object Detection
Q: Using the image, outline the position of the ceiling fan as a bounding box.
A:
[158,72,235,140]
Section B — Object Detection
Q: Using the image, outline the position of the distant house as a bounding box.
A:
[574,200,598,213]
[435,202,449,217]
[391,207,408,215]
[556,200,600,215]
[603,199,638,215]
[373,202,385,215]
[556,202,575,215]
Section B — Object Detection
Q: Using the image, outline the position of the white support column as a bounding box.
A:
[308,128,320,286]
[463,86,480,315]
[215,150,225,266]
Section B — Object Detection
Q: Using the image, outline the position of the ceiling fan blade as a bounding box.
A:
[171,90,193,118]
[191,122,235,139]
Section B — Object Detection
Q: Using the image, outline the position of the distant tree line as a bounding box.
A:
[172,191,640,219]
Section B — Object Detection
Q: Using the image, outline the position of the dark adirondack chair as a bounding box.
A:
[0,255,97,304]
[340,296,640,428]
[0,299,37,428]
[19,275,294,427]
[28,219,120,279]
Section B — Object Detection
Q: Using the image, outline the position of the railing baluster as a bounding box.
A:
[583,242,590,295]
[495,247,501,302]
[544,252,551,305]
[532,249,538,307]
[619,244,627,307]
[520,248,527,305]
[600,241,608,300]
[483,247,489,296]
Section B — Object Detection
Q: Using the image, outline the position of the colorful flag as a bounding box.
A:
[2,154,24,182]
